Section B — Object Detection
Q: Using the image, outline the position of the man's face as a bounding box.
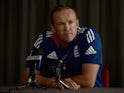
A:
[52,9,79,44]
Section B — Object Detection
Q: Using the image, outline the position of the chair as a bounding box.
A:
[101,67,109,88]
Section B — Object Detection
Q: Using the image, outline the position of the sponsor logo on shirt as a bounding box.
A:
[85,46,96,55]
[47,51,58,60]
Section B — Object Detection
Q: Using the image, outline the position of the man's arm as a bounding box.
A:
[62,64,100,88]
[21,64,99,89]
[35,71,59,88]
[21,67,59,88]
[21,68,30,84]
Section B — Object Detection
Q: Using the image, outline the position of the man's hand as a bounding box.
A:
[62,78,80,89]
[35,74,59,88]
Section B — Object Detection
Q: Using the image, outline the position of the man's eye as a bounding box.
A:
[69,21,73,24]
[56,23,63,26]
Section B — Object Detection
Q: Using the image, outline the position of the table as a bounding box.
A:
[0,86,124,93]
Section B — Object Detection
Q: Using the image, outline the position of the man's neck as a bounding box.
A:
[60,41,69,48]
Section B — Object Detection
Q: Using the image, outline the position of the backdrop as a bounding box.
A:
[0,0,124,87]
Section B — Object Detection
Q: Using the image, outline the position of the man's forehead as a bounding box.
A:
[53,9,77,19]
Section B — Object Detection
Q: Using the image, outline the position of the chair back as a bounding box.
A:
[101,67,109,88]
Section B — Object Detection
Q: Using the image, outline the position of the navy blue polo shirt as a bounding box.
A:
[26,26,103,87]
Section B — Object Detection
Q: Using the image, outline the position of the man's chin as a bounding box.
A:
[64,39,74,43]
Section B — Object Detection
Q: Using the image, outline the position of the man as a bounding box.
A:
[21,5,103,89]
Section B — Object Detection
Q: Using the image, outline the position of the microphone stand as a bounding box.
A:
[26,63,39,88]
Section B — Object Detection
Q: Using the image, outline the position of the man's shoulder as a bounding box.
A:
[77,26,101,44]
[77,26,100,40]
[77,26,97,34]
[38,30,54,38]
[33,31,54,49]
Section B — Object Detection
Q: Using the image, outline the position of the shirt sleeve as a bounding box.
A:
[25,32,45,70]
[81,28,103,65]
[25,31,53,71]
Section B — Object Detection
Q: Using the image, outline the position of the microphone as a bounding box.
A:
[56,54,67,80]
[26,48,43,70]
[17,48,43,89]
[26,48,43,88]
[56,54,70,89]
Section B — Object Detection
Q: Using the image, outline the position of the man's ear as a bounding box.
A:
[50,25,56,33]
[76,19,79,27]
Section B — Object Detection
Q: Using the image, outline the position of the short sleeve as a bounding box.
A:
[80,28,102,65]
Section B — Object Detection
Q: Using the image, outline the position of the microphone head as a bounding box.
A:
[26,48,43,61]
[26,48,43,70]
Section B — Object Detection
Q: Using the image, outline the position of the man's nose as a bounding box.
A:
[64,23,70,31]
